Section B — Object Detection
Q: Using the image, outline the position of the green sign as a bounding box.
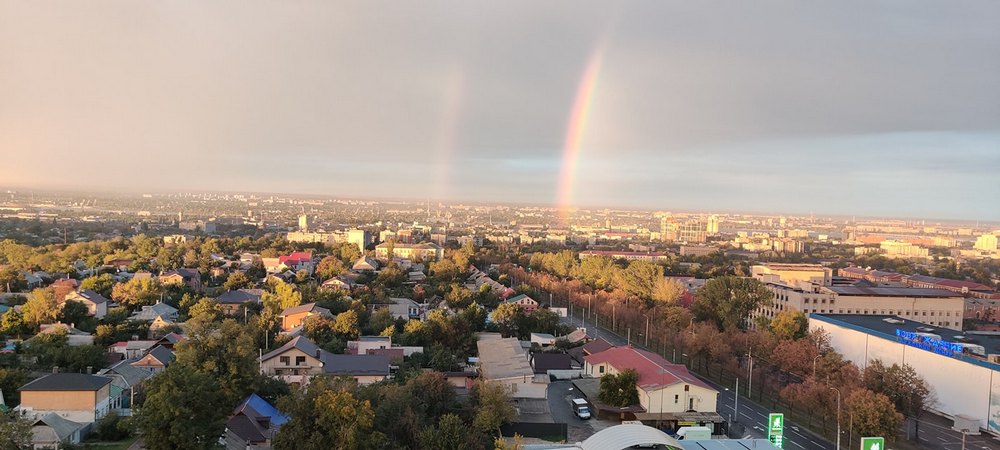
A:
[768,434,784,449]
[861,437,884,450]
[768,413,784,436]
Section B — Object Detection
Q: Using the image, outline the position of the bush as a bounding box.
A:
[95,412,131,441]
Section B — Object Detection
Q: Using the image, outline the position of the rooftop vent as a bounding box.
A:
[882,318,905,324]
[916,326,935,332]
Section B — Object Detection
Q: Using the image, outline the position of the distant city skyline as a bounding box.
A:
[1,1,998,221]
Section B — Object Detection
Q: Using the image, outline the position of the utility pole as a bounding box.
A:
[734,378,739,426]
[644,314,650,348]
[830,387,841,450]
[747,347,753,398]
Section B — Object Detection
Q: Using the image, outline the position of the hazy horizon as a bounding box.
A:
[2,1,998,220]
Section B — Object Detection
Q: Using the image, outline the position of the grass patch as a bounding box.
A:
[83,435,138,450]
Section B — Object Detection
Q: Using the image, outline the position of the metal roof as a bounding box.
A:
[580,424,682,450]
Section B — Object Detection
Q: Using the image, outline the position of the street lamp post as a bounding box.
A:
[813,353,822,378]
[830,387,841,450]
[644,314,650,348]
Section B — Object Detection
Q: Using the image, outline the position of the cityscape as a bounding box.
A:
[2,1,1000,450]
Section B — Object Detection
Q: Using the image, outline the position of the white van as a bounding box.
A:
[571,398,591,420]
[675,426,712,440]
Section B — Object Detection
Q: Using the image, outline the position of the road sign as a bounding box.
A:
[860,437,884,450]
[768,413,784,436]
[768,434,784,449]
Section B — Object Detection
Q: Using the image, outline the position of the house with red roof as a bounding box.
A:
[278,252,315,274]
[584,346,718,416]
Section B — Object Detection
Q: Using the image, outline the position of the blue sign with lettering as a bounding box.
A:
[895,329,963,357]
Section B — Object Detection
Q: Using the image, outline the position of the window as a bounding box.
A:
[684,385,690,391]
[295,356,306,366]
[675,395,679,404]
[279,356,290,365]
[599,366,605,374]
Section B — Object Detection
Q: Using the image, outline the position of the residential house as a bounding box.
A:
[278,303,331,333]
[97,359,153,414]
[155,332,184,350]
[258,336,390,386]
[63,290,109,319]
[530,352,573,375]
[31,413,87,448]
[35,323,95,346]
[351,257,379,273]
[370,298,424,321]
[476,335,546,399]
[159,268,203,292]
[217,289,264,315]
[321,275,358,291]
[279,252,314,274]
[18,373,112,423]
[51,278,80,302]
[503,294,539,313]
[224,394,289,450]
[583,346,719,417]
[568,338,613,365]
[530,333,557,349]
[131,345,174,374]
[347,336,391,355]
[130,302,179,323]
[109,340,159,360]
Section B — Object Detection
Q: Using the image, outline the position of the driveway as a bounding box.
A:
[548,380,617,443]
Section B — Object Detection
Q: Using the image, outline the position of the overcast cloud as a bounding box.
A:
[1,1,998,219]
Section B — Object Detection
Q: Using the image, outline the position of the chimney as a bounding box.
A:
[315,349,321,359]
[86,366,92,375]
[52,366,59,374]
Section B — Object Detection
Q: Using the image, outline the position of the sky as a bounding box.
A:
[1,1,998,220]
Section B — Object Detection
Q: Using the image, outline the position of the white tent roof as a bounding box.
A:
[580,424,682,450]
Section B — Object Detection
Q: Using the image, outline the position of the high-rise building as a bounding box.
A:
[298,214,310,232]
[679,221,706,243]
[974,234,998,252]
[706,215,720,234]
[347,229,371,253]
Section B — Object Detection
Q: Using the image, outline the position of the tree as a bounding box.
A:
[174,318,276,405]
[80,273,115,297]
[471,380,516,435]
[691,276,773,330]
[20,288,59,330]
[111,277,164,308]
[274,377,384,450]
[316,256,347,281]
[59,300,91,327]
[863,360,934,438]
[651,277,685,305]
[0,369,28,407]
[846,389,903,444]
[262,281,301,312]
[660,306,694,331]
[0,310,29,337]
[136,364,228,450]
[0,412,32,450]
[0,267,26,293]
[599,368,640,407]
[332,309,361,341]
[615,261,663,299]
[418,414,470,450]
[770,310,809,340]
[187,298,223,322]
[223,271,253,291]
[445,284,474,309]
[491,303,524,338]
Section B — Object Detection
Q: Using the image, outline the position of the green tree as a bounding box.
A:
[0,310,29,337]
[863,360,934,438]
[332,309,361,340]
[471,380,516,435]
[599,368,640,407]
[80,273,115,297]
[274,377,384,450]
[111,277,164,308]
[0,267,26,293]
[491,303,524,338]
[691,276,773,330]
[262,281,301,312]
[174,318,275,404]
[770,310,809,340]
[615,260,663,299]
[651,277,685,305]
[59,300,91,327]
[20,288,59,330]
[574,256,619,290]
[223,271,254,291]
[136,364,228,450]
[316,256,347,280]
[418,414,471,450]
[445,284,474,309]
[187,298,224,322]
[846,389,903,444]
[0,369,28,407]
[0,412,33,450]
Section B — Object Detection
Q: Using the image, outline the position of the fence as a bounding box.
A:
[500,422,568,442]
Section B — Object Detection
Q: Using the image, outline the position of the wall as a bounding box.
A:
[810,316,1000,434]
[261,348,323,376]
[639,384,718,414]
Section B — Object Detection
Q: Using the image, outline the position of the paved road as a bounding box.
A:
[558,311,835,450]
